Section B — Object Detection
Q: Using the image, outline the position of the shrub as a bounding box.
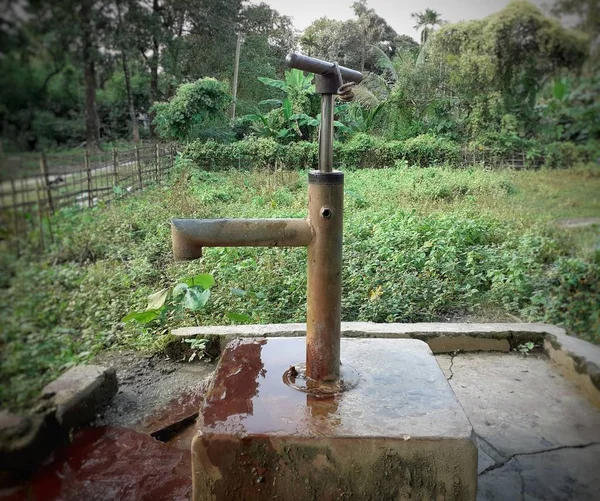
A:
[152,78,232,142]
[184,134,463,170]
[543,141,597,168]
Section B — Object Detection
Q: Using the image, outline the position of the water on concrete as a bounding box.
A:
[2,349,598,500]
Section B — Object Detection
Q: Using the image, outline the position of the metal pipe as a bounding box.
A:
[306,171,344,382]
[319,94,335,173]
[286,53,363,84]
[171,218,313,261]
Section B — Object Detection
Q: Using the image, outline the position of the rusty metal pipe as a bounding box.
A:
[306,171,344,382]
[319,94,335,172]
[171,218,313,261]
[286,53,363,84]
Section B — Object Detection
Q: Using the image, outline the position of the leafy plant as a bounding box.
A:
[517,342,535,355]
[123,273,215,326]
[152,79,232,142]
[183,337,210,362]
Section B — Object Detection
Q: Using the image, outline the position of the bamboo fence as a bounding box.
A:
[0,143,176,254]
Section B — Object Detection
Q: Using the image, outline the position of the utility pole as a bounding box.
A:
[231,32,242,120]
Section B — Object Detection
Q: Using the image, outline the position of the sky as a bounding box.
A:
[259,0,551,40]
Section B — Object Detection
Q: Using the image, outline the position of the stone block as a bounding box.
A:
[192,338,477,500]
[0,410,62,480]
[40,364,118,431]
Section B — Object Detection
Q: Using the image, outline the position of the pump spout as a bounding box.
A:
[171,218,313,261]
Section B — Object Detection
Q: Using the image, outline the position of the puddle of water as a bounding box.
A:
[200,337,467,438]
[1,427,192,501]
[201,338,347,437]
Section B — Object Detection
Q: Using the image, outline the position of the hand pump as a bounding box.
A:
[171,53,363,384]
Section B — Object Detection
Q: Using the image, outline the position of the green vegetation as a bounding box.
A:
[151,79,232,142]
[2,1,598,157]
[1,0,599,414]
[1,162,599,410]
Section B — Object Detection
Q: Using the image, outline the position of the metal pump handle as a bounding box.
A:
[286,53,363,84]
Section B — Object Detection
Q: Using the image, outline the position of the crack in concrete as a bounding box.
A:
[516,464,526,500]
[474,433,506,464]
[446,353,456,381]
[479,442,600,476]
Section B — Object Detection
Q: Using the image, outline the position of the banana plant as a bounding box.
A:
[248,68,350,141]
[257,69,316,100]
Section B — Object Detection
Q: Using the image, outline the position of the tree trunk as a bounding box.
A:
[81,0,101,151]
[116,0,140,143]
[148,0,160,136]
[121,53,140,143]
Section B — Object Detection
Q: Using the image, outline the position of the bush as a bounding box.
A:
[522,258,600,343]
[543,141,598,168]
[184,133,462,170]
[152,78,232,142]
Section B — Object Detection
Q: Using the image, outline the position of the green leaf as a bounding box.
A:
[552,80,567,101]
[259,99,282,107]
[183,274,215,289]
[173,283,188,298]
[146,288,169,310]
[333,121,350,131]
[183,287,211,311]
[226,312,252,323]
[282,98,292,121]
[230,288,247,297]
[122,310,160,324]
[257,77,287,90]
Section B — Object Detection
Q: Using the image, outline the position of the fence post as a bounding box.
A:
[155,143,160,182]
[40,152,54,213]
[169,144,174,172]
[112,149,119,190]
[35,181,45,251]
[135,145,143,189]
[85,150,92,208]
[10,178,20,255]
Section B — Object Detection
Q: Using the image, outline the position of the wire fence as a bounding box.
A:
[0,143,176,254]
[460,149,545,170]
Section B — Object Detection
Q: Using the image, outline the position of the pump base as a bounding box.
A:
[192,338,477,500]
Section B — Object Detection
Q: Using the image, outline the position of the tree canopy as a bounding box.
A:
[0,0,595,152]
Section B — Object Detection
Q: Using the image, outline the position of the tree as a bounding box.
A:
[352,1,398,71]
[234,2,297,112]
[551,0,599,38]
[152,78,232,141]
[433,1,587,123]
[79,0,102,151]
[300,2,398,72]
[0,0,107,151]
[114,0,140,143]
[411,8,444,44]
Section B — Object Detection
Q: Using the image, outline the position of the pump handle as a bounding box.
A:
[286,53,363,84]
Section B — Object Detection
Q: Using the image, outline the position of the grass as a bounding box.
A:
[1,160,599,410]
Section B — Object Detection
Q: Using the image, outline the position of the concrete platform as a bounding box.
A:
[437,352,600,500]
[192,337,478,500]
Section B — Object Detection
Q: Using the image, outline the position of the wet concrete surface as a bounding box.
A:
[200,337,473,438]
[1,427,192,501]
[2,348,599,500]
[93,351,215,430]
[194,338,477,500]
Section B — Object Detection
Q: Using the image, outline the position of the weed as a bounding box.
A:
[1,164,599,410]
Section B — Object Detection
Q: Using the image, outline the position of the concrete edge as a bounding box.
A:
[542,331,600,409]
[171,322,600,407]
